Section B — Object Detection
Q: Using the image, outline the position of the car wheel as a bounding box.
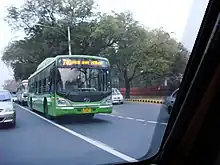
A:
[11,118,16,128]
[121,102,123,104]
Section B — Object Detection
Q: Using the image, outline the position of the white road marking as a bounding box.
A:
[125,117,134,120]
[135,119,145,122]
[98,113,108,116]
[160,122,168,125]
[147,121,158,124]
[98,112,168,125]
[16,104,138,163]
[147,121,168,125]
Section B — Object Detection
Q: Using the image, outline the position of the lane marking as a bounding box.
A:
[16,104,138,163]
[159,122,168,125]
[147,121,168,125]
[136,119,145,122]
[125,117,134,120]
[99,113,108,116]
[98,113,168,125]
[147,121,158,124]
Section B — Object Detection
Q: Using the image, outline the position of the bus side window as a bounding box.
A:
[38,80,42,94]
[35,82,37,94]
[42,78,46,93]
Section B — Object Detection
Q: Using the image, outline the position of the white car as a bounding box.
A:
[164,88,179,114]
[11,92,18,103]
[0,90,16,127]
[112,88,124,104]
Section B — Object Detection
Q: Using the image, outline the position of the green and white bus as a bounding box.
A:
[27,55,112,119]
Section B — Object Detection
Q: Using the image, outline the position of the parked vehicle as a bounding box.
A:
[112,88,124,104]
[0,90,16,127]
[16,80,28,106]
[164,88,179,114]
[11,92,18,103]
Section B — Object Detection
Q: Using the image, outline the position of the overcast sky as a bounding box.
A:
[0,0,209,86]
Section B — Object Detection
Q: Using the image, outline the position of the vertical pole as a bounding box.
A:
[68,26,71,55]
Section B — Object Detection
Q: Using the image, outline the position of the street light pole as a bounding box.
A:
[36,24,72,55]
[67,26,71,55]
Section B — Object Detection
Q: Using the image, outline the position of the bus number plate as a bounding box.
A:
[82,108,92,113]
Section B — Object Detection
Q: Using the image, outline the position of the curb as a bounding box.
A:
[125,99,164,104]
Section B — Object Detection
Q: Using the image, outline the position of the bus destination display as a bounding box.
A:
[58,58,108,68]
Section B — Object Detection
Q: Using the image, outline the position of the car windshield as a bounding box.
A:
[112,89,120,95]
[56,67,111,94]
[0,91,11,101]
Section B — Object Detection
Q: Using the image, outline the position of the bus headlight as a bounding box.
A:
[102,96,112,105]
[56,98,72,106]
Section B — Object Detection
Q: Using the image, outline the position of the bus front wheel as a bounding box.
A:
[43,100,50,119]
[29,98,33,110]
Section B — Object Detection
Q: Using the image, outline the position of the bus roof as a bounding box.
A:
[28,55,109,80]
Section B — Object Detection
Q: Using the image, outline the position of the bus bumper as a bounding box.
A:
[52,105,113,117]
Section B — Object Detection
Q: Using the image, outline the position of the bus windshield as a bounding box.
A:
[56,67,111,94]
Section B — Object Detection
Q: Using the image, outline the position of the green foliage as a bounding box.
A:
[2,0,189,97]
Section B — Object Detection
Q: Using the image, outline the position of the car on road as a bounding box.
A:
[11,92,18,103]
[16,79,28,106]
[0,90,16,127]
[112,88,124,104]
[164,88,179,114]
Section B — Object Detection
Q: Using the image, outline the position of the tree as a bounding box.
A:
[2,0,189,98]
[99,13,186,98]
[166,43,189,90]
[5,0,95,34]
[3,0,122,81]
[2,79,19,92]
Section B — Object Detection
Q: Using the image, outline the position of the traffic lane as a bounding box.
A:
[61,112,165,160]
[0,105,126,165]
[113,102,170,123]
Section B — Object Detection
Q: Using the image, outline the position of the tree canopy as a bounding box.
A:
[2,0,189,97]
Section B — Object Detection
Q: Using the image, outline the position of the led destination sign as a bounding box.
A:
[58,58,109,68]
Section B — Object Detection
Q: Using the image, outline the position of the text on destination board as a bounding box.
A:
[62,59,103,66]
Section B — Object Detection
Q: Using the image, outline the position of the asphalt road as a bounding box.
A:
[0,102,169,165]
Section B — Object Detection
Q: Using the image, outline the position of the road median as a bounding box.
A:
[125,98,164,104]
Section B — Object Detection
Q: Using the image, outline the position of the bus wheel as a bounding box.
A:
[29,98,33,110]
[43,100,50,119]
